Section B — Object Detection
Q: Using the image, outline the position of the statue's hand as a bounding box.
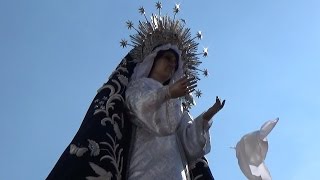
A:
[169,76,197,99]
[203,96,225,121]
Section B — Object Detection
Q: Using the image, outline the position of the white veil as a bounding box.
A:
[130,44,184,85]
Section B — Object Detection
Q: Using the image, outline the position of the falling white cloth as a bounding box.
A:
[235,118,279,180]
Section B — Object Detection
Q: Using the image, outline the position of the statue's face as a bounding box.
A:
[150,51,177,83]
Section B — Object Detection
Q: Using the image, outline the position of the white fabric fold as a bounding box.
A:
[235,118,278,180]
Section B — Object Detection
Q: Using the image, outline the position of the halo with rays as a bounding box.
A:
[121,2,210,107]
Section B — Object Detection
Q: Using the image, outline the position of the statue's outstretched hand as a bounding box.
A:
[203,96,225,121]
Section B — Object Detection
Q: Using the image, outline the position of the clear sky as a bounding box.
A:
[1,0,319,179]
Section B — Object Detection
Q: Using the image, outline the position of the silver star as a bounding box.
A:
[126,20,134,29]
[156,1,162,10]
[120,39,128,48]
[203,47,208,57]
[195,89,202,98]
[138,6,145,15]
[196,31,203,40]
[203,69,209,77]
[173,3,180,14]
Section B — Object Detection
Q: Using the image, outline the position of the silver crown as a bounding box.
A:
[121,2,209,109]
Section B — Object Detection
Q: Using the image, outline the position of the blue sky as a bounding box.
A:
[1,0,319,179]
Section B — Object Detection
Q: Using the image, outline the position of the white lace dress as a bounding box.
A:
[125,77,212,180]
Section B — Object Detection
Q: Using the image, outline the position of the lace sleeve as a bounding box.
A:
[125,78,180,136]
[177,112,212,165]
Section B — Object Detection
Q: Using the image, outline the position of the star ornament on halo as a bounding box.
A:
[196,31,203,40]
[203,47,208,57]
[126,20,134,29]
[203,69,209,77]
[173,3,180,14]
[156,1,162,10]
[138,6,145,15]
[195,89,202,98]
[120,39,128,48]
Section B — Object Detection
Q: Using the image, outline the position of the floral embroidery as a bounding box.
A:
[68,56,129,179]
[86,162,113,180]
[69,144,88,157]
[88,139,100,157]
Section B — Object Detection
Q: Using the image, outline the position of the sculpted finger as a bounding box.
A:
[188,88,196,93]
[187,84,197,92]
[187,76,196,81]
[221,100,226,108]
[187,79,197,86]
